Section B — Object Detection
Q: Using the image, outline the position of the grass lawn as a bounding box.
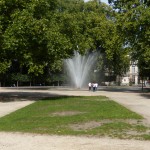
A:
[0,96,149,140]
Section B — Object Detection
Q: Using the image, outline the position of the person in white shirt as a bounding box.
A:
[92,83,96,92]
[88,82,92,91]
[95,83,98,91]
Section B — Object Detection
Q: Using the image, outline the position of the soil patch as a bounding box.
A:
[70,121,102,131]
[51,111,85,116]
[70,119,149,131]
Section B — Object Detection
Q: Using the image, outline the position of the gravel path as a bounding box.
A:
[0,87,150,150]
[0,132,150,150]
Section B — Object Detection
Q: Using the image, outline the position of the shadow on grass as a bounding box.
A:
[0,90,85,102]
[0,86,149,102]
[0,91,64,102]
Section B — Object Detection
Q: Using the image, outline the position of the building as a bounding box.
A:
[129,61,139,85]
[121,60,139,85]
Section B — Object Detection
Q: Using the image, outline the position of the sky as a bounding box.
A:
[84,0,109,5]
[100,0,109,5]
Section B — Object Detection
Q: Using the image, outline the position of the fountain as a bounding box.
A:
[64,51,97,88]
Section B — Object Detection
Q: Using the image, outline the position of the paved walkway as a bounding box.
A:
[0,87,150,150]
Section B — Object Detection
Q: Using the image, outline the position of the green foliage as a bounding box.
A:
[0,0,130,79]
[0,0,67,75]
[11,73,30,82]
[109,0,150,78]
[82,1,129,77]
[0,61,11,74]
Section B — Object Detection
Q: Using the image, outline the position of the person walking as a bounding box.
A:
[88,82,92,91]
[93,82,96,92]
[95,82,98,91]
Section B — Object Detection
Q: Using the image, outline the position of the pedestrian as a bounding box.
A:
[93,82,96,92]
[95,82,98,91]
[88,82,92,91]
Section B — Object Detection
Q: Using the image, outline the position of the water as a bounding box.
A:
[64,51,97,88]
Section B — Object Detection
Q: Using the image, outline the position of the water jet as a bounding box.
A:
[64,51,97,88]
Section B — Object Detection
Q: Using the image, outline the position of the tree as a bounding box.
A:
[11,73,30,87]
[109,0,150,79]
[0,0,130,86]
[83,1,129,81]
[0,0,92,75]
[1,0,80,74]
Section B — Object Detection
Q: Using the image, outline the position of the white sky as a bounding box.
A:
[100,0,109,4]
[84,0,109,5]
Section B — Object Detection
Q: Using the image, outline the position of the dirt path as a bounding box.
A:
[0,101,34,117]
[0,132,150,150]
[0,88,150,150]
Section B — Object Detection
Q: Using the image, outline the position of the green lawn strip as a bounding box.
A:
[0,96,149,140]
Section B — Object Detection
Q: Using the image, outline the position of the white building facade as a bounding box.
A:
[121,61,139,85]
[129,61,139,85]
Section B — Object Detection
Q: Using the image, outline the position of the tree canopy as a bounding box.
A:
[0,0,134,86]
[0,0,119,71]
[109,0,150,78]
